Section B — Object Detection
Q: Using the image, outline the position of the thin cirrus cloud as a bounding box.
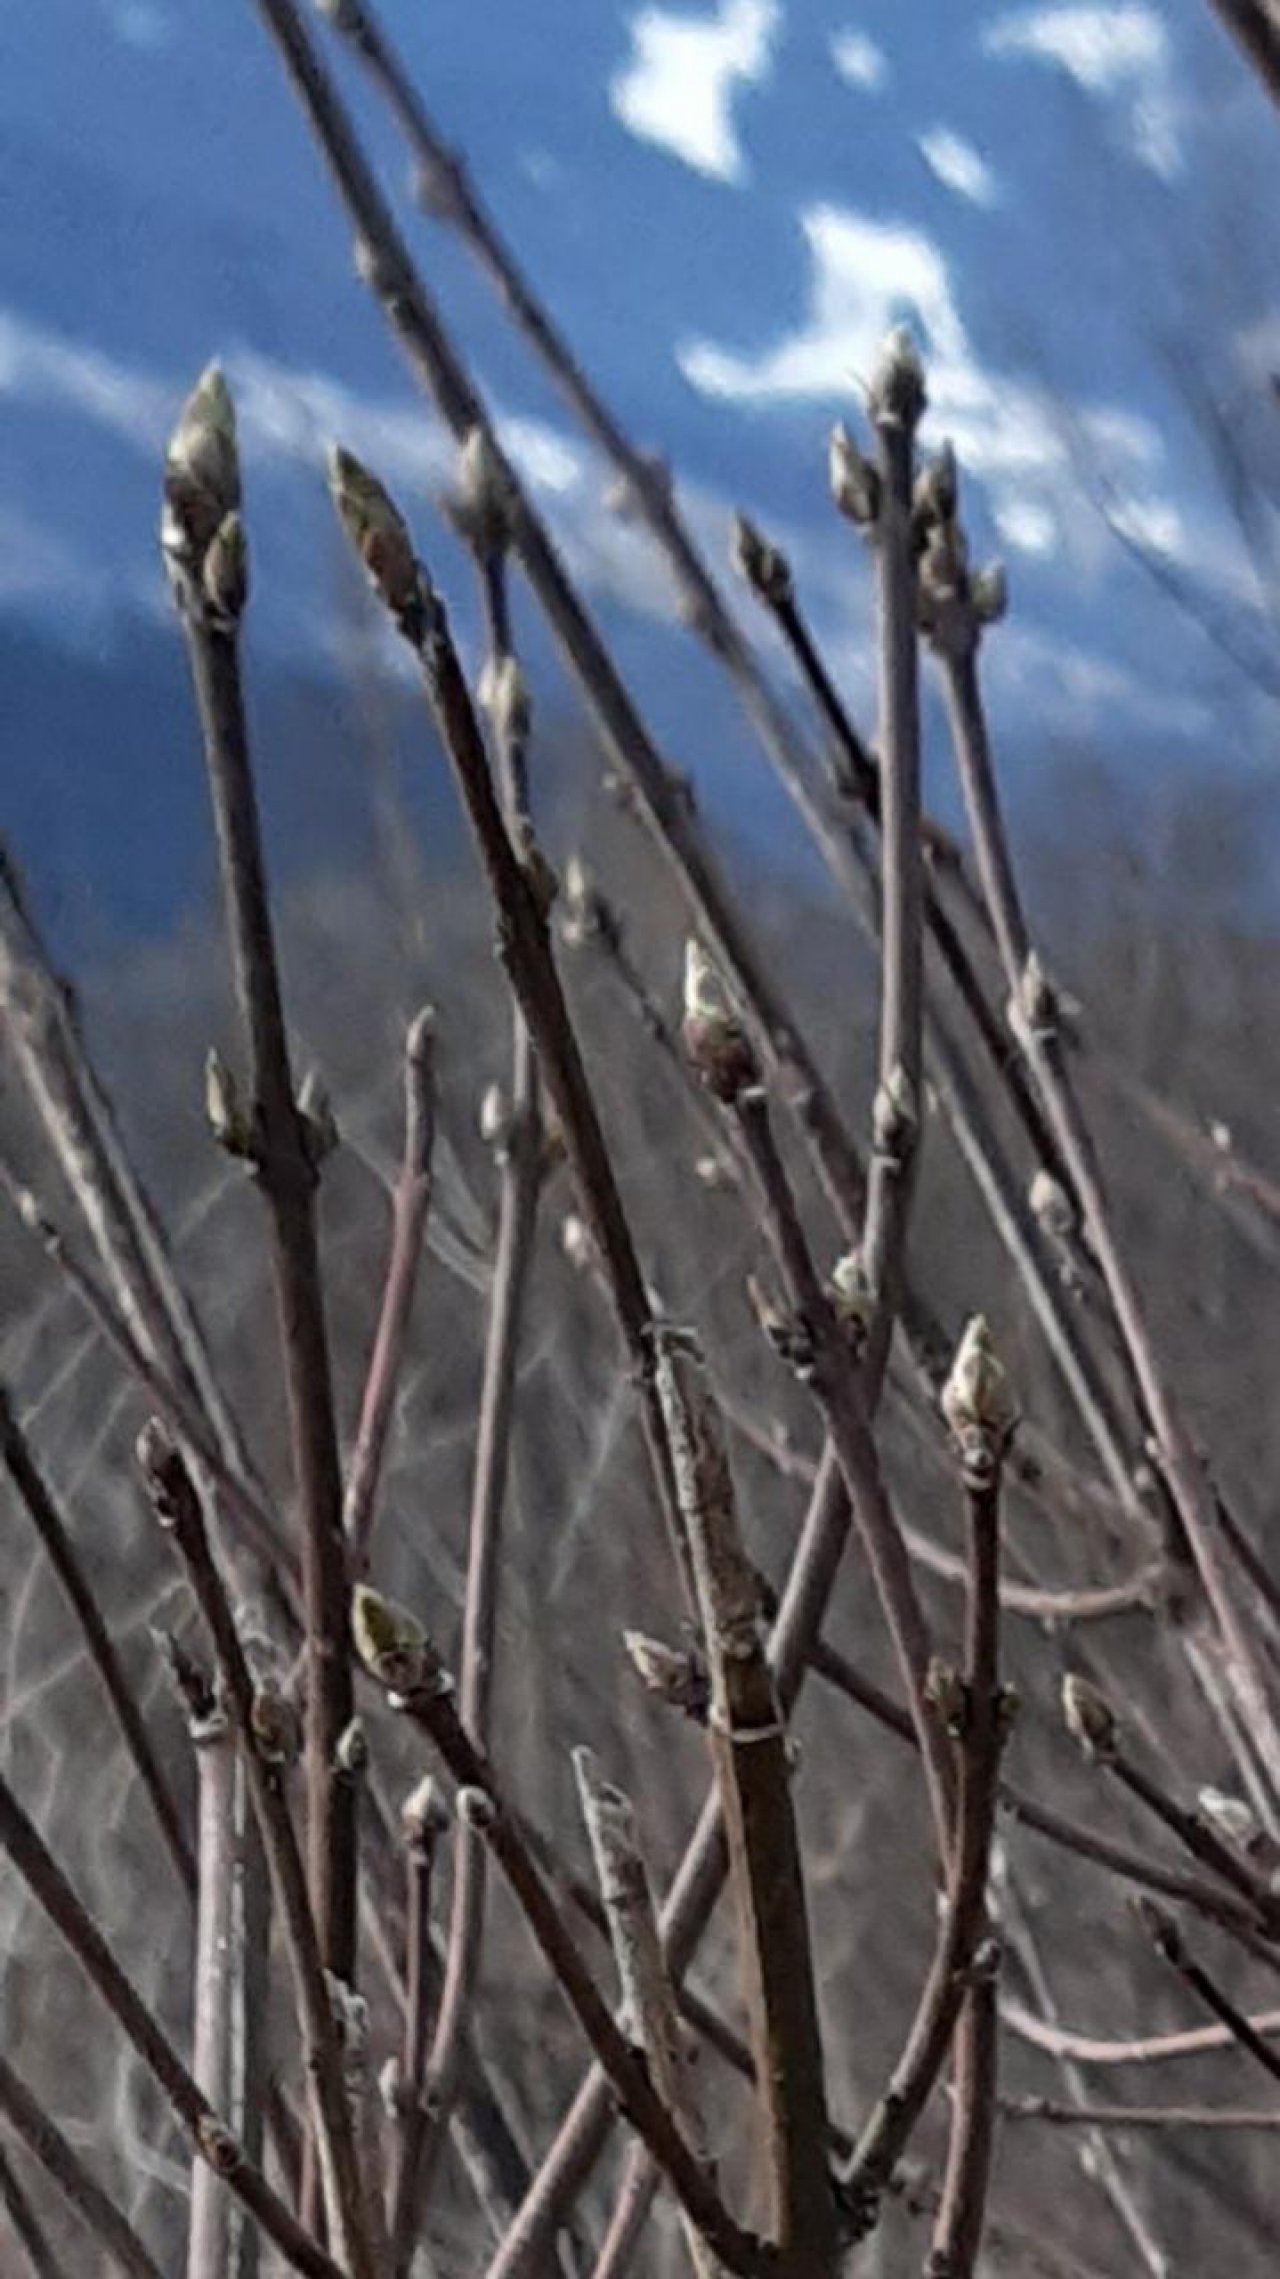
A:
[916,126,1001,206]
[830,26,890,92]
[981,5,1182,178]
[609,0,781,183]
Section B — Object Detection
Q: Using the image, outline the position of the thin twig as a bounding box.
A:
[0,2139,65,2279]
[164,367,356,1983]
[998,1996,1280,2067]
[1003,2095,1280,2130]
[1136,1900,1280,2088]
[345,1005,437,1569]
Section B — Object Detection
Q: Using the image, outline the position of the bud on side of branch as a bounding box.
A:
[1062,1672,1118,1761]
[205,1048,256,1160]
[681,939,757,1102]
[829,422,880,530]
[446,426,516,558]
[351,1584,451,1701]
[202,512,249,627]
[872,1064,919,1161]
[623,1629,710,1724]
[731,513,792,608]
[328,444,427,637]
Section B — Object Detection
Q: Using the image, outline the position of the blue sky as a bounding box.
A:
[2,0,1280,901]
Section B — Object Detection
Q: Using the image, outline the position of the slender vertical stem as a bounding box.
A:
[189,1691,240,2279]
[345,1007,437,1571]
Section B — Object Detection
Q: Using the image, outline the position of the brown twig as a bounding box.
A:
[728,1079,954,1851]
[655,1336,836,2274]
[390,526,548,2265]
[574,1748,719,2279]
[0,2053,164,2279]
[352,1587,773,2279]
[924,1941,1000,2279]
[0,1770,348,2279]
[168,1639,240,2279]
[843,1324,1013,2226]
[163,367,356,1983]
[345,1005,437,1570]
[1136,1900,1280,2088]
[926,513,1280,1798]
[385,1773,449,2258]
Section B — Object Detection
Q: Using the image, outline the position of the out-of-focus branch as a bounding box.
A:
[0,1769,348,2279]
[999,1996,1280,2067]
[1003,2095,1280,2131]
[1205,0,1280,110]
[0,2053,164,2279]
[0,1386,194,1893]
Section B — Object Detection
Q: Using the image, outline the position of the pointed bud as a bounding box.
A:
[918,517,968,607]
[1062,1672,1118,1760]
[1197,1787,1261,1855]
[328,445,425,633]
[623,1629,710,1724]
[829,422,880,529]
[925,1656,968,1735]
[831,1248,874,1331]
[694,1152,735,1191]
[481,654,531,750]
[731,514,792,608]
[204,1049,255,1159]
[1029,1169,1074,1238]
[868,325,928,432]
[913,443,957,528]
[250,1680,301,1767]
[681,939,757,1101]
[351,1584,450,1700]
[446,426,515,557]
[1012,951,1058,1042]
[164,364,240,566]
[479,1083,509,1149]
[202,512,249,626]
[457,1786,496,1832]
[335,1717,368,1778]
[298,1069,339,1165]
[971,560,1008,626]
[872,1064,919,1159]
[942,1315,1017,1450]
[402,1772,450,1853]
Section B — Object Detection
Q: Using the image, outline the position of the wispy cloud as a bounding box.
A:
[982,5,1182,177]
[917,126,1000,206]
[610,0,781,183]
[678,203,1177,567]
[830,26,889,92]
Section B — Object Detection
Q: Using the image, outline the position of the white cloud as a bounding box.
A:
[678,203,1180,572]
[982,6,1182,177]
[917,126,1000,206]
[610,0,781,183]
[995,499,1059,554]
[103,2,173,49]
[830,27,889,92]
